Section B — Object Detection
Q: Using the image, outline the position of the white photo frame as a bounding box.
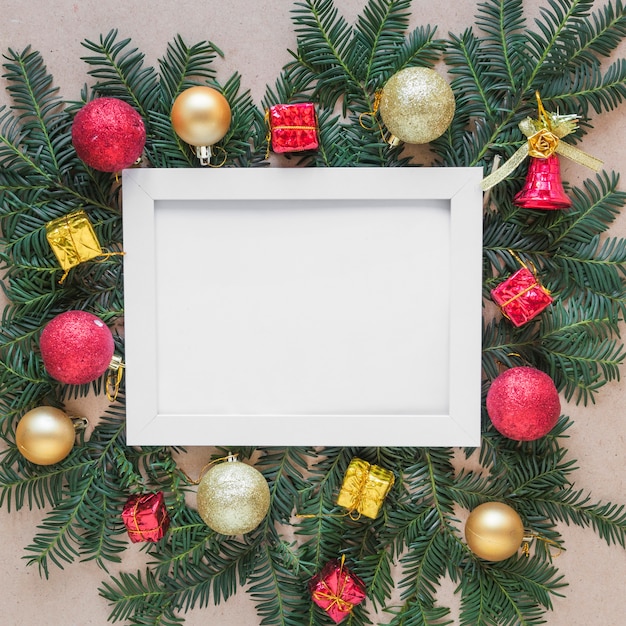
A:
[122,167,483,447]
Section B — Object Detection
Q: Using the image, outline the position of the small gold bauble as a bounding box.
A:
[15,406,76,465]
[379,67,455,144]
[465,502,525,561]
[170,86,232,147]
[196,459,270,535]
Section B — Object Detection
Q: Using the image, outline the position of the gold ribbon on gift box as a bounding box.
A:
[46,210,124,283]
[311,555,355,615]
[480,92,603,191]
[264,106,319,159]
[335,457,395,520]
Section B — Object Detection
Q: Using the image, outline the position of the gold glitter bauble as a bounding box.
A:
[15,406,76,465]
[197,460,270,535]
[465,502,525,561]
[171,86,231,147]
[379,67,455,144]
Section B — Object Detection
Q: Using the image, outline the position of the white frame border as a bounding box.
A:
[122,167,483,447]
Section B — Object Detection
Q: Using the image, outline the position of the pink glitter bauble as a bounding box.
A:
[40,311,115,385]
[486,366,560,441]
[71,97,146,172]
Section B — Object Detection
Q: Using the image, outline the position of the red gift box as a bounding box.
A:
[309,557,366,623]
[491,267,553,327]
[122,492,170,543]
[267,103,319,153]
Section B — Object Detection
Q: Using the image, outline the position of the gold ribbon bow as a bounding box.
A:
[480,92,603,191]
[46,210,125,284]
[312,555,355,614]
[336,458,395,520]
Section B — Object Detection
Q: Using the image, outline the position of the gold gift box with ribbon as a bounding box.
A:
[336,457,394,520]
[45,210,104,281]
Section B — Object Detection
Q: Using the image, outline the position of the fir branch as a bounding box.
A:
[1,5,626,625]
[153,536,261,615]
[389,24,445,75]
[258,447,312,526]
[449,468,510,511]
[157,35,221,106]
[0,454,91,512]
[526,487,626,548]
[538,296,625,403]
[291,0,359,110]
[525,0,596,77]
[458,558,565,626]
[383,505,434,560]
[23,467,98,577]
[543,172,625,247]
[80,29,160,117]
[396,511,457,606]
[99,568,180,624]
[248,542,308,626]
[2,47,70,175]
[446,29,501,121]
[351,0,413,85]
[542,57,626,115]
[568,0,626,65]
[475,0,528,90]
[357,547,395,612]
[22,411,129,577]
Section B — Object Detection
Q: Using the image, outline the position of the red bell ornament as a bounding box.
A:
[480,92,602,196]
[513,154,571,210]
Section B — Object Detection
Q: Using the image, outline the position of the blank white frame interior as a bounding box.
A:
[122,167,483,447]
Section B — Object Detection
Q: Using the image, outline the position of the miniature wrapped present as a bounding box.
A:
[336,457,394,520]
[266,103,319,154]
[491,267,553,327]
[46,210,104,282]
[121,492,170,543]
[309,556,366,623]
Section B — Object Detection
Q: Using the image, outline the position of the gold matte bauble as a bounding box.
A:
[465,502,525,561]
[196,459,270,535]
[379,67,455,144]
[170,86,232,147]
[15,406,76,465]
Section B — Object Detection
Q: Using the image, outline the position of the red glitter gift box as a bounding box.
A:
[309,557,366,623]
[267,103,319,153]
[122,492,170,543]
[491,267,553,327]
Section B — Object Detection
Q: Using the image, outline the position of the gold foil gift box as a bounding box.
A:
[45,210,108,282]
[336,457,395,519]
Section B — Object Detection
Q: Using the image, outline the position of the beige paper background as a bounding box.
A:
[0,1,624,624]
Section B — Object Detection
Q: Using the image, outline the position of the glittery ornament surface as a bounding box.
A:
[486,366,560,441]
[15,406,76,465]
[379,67,455,144]
[122,492,170,543]
[336,457,394,519]
[491,267,553,326]
[268,103,319,153]
[71,97,146,172]
[40,310,115,385]
[196,460,270,535]
[465,502,525,561]
[309,558,366,623]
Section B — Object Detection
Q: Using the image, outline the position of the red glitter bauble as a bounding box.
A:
[71,98,146,172]
[40,311,115,385]
[486,366,560,441]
